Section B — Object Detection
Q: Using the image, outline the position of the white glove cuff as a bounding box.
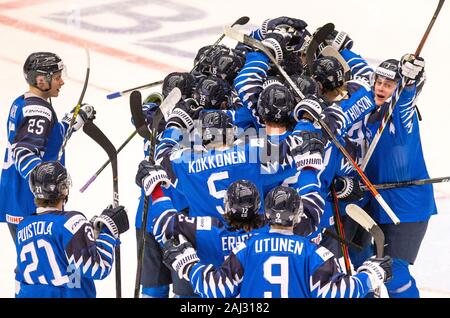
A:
[168,108,194,131]
[261,38,283,64]
[261,18,270,37]
[93,214,119,239]
[357,262,385,291]
[294,152,324,170]
[293,99,322,122]
[336,178,354,199]
[142,170,170,196]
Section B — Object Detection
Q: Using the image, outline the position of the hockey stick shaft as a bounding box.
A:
[79,129,138,193]
[82,120,121,298]
[362,175,450,191]
[223,26,400,224]
[360,0,445,171]
[107,16,249,100]
[331,185,352,273]
[323,228,363,252]
[132,88,180,298]
[58,48,90,160]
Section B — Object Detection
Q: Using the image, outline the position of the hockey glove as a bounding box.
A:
[293,94,327,122]
[162,234,200,280]
[261,30,292,64]
[333,176,364,201]
[261,16,308,37]
[287,131,325,171]
[357,256,392,291]
[294,95,346,137]
[135,160,171,196]
[166,98,203,131]
[400,54,425,85]
[62,103,96,131]
[93,205,129,239]
[318,30,353,55]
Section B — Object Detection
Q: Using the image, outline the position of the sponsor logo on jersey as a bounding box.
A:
[316,246,333,262]
[197,216,212,230]
[6,214,23,224]
[64,214,87,234]
[23,105,52,121]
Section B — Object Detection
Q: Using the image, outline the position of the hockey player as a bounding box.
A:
[163,185,392,298]
[0,52,95,243]
[363,56,436,298]
[15,161,129,298]
[136,167,267,266]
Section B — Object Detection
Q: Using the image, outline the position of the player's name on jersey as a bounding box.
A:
[188,150,246,173]
[17,221,53,244]
[221,233,253,252]
[344,95,373,123]
[255,237,304,255]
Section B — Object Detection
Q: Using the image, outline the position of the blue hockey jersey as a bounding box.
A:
[364,85,437,223]
[15,209,117,298]
[189,229,374,298]
[0,94,67,223]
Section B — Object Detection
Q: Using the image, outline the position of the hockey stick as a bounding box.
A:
[106,16,249,100]
[360,0,445,171]
[80,93,165,192]
[132,87,181,298]
[58,48,90,161]
[82,120,122,298]
[345,204,388,298]
[320,45,351,74]
[331,184,352,274]
[323,228,363,252]
[224,26,400,224]
[306,23,335,74]
[79,130,137,193]
[361,175,450,191]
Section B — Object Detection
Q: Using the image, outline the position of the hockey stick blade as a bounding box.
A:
[306,23,335,74]
[130,91,150,140]
[320,45,350,73]
[345,204,385,258]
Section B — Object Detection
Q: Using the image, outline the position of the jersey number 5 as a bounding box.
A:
[207,171,229,215]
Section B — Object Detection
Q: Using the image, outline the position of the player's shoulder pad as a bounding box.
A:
[196,216,213,231]
[63,211,89,235]
[315,246,334,262]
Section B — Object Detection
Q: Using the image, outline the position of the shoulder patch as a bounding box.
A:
[23,105,52,121]
[64,213,88,235]
[196,216,212,230]
[232,241,247,254]
[315,246,333,262]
